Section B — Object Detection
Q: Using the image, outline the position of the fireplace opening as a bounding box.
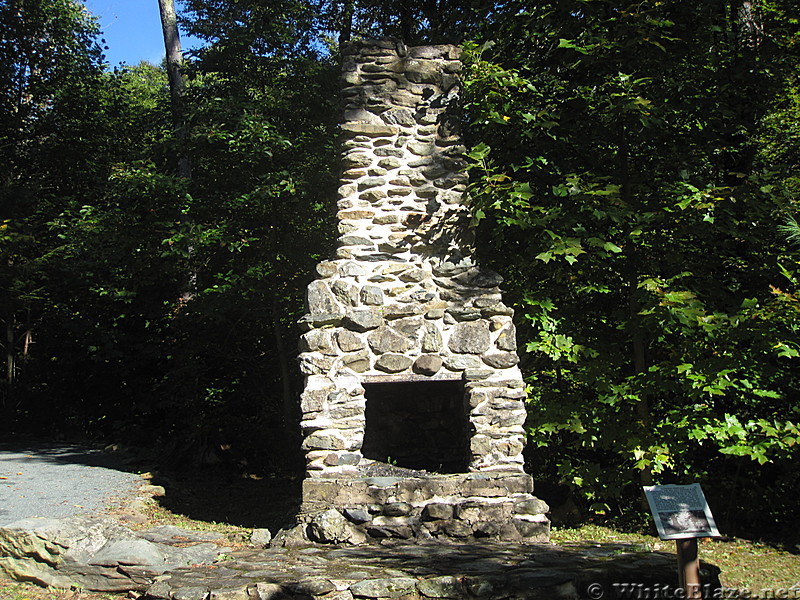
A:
[361,379,469,473]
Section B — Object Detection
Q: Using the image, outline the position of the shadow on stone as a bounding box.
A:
[145,539,723,600]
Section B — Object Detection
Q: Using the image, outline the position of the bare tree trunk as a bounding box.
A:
[157,0,191,180]
[619,121,653,502]
[5,313,14,389]
[158,0,195,302]
[271,291,298,446]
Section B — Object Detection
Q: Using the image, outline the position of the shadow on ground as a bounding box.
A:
[151,468,303,531]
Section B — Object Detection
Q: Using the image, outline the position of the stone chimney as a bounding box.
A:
[295,39,549,544]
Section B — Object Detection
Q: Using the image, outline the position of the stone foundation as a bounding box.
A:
[297,39,548,543]
[300,474,549,544]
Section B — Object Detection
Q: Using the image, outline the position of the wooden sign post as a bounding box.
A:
[644,484,720,600]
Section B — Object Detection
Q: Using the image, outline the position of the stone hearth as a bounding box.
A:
[296,39,549,544]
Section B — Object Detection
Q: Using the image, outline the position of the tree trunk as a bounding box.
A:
[271,290,299,450]
[5,313,14,389]
[339,0,354,44]
[158,0,195,301]
[619,120,654,499]
[157,0,191,180]
[399,0,413,42]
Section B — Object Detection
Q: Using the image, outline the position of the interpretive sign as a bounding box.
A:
[643,484,720,540]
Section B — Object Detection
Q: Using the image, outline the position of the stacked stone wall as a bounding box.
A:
[296,39,549,543]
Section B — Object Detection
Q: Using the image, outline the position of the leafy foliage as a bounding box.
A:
[463,1,800,530]
[2,0,800,539]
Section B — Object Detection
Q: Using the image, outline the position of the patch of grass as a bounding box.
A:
[0,579,124,600]
[139,496,250,543]
[551,524,800,592]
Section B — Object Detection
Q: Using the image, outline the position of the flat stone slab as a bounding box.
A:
[0,517,231,592]
[144,540,721,600]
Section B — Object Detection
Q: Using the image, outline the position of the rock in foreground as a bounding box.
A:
[0,517,230,592]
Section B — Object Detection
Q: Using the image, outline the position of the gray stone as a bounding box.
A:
[250,528,272,547]
[496,324,517,351]
[432,258,474,276]
[408,142,435,156]
[413,355,442,375]
[448,322,491,354]
[306,281,341,315]
[443,355,483,371]
[324,451,361,465]
[418,576,460,598]
[350,577,418,598]
[299,329,337,354]
[481,352,520,368]
[271,524,309,548]
[341,123,398,137]
[137,525,225,545]
[342,152,373,168]
[307,509,350,544]
[383,502,413,517]
[358,177,386,190]
[375,147,405,158]
[316,261,339,278]
[514,498,550,515]
[340,235,375,247]
[89,538,164,567]
[422,322,442,352]
[289,577,337,595]
[442,521,473,538]
[342,351,370,372]
[338,209,375,220]
[463,368,493,381]
[302,431,347,451]
[256,582,292,600]
[399,268,427,282]
[375,353,413,373]
[344,310,384,332]
[138,484,166,497]
[174,586,214,600]
[339,262,367,277]
[373,214,400,224]
[210,586,251,600]
[300,387,331,413]
[378,157,403,169]
[382,108,416,126]
[393,316,424,338]
[0,517,227,593]
[339,452,363,465]
[332,279,360,306]
[343,508,372,524]
[446,308,481,321]
[360,285,384,305]
[298,353,335,375]
[336,329,366,352]
[368,326,414,353]
[421,503,454,521]
[513,518,550,541]
[481,302,514,317]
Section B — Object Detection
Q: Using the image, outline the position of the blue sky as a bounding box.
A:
[84,0,202,68]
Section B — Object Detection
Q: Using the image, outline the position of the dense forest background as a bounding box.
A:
[1,0,799,540]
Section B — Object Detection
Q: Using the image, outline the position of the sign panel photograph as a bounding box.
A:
[644,484,720,540]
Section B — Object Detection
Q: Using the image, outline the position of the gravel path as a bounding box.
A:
[0,442,142,526]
